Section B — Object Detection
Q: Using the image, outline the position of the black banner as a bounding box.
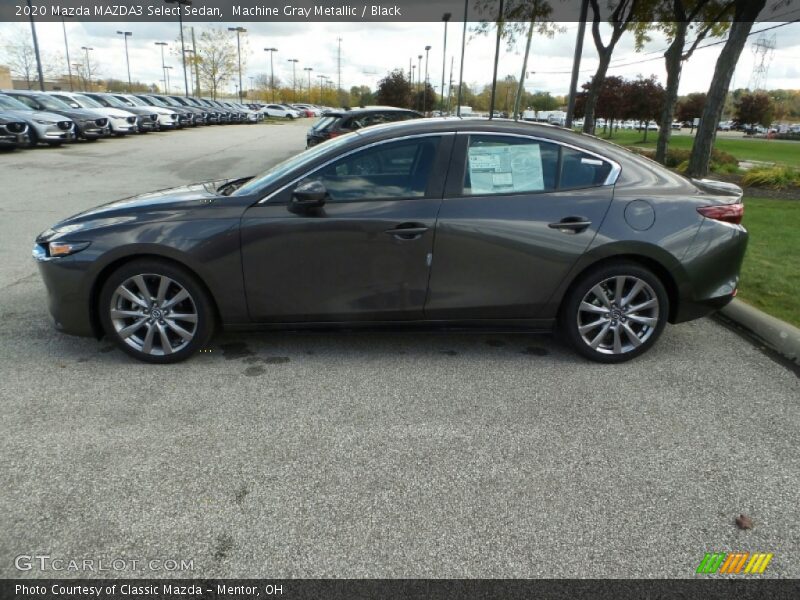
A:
[1,0,796,23]
[2,580,800,600]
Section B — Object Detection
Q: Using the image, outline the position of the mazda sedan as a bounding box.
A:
[34,119,747,363]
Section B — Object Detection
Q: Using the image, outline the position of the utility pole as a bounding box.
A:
[228,27,246,103]
[337,37,343,105]
[440,13,451,113]
[81,46,93,90]
[264,48,278,101]
[155,42,168,94]
[26,0,45,91]
[61,15,74,91]
[565,0,589,129]
[116,31,133,88]
[164,65,173,94]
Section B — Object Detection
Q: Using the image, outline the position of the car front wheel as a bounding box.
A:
[99,259,215,363]
[561,262,668,363]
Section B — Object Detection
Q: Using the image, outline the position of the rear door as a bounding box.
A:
[425,132,618,319]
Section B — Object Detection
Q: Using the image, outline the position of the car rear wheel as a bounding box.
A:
[99,259,215,364]
[561,262,668,363]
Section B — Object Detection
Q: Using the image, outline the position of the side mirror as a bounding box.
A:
[291,180,327,210]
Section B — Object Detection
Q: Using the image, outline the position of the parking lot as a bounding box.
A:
[1,120,798,578]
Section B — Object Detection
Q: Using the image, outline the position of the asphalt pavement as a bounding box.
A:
[1,120,798,579]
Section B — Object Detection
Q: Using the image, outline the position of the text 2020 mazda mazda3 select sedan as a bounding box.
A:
[33,119,748,363]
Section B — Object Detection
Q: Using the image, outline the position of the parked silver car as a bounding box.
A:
[0,112,30,149]
[0,94,75,146]
[48,91,138,136]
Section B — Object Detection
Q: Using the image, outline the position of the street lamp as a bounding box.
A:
[81,46,93,90]
[440,13,451,113]
[61,14,74,91]
[317,74,327,100]
[424,45,431,114]
[164,65,173,94]
[264,48,277,101]
[163,0,191,96]
[303,67,313,102]
[417,54,422,95]
[227,26,247,103]
[155,42,168,94]
[287,59,299,101]
[116,31,133,88]
[26,0,45,91]
[184,48,198,96]
[457,0,468,116]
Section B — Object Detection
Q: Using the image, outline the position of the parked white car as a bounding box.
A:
[260,104,302,119]
[48,91,138,135]
[111,94,182,130]
[292,103,323,116]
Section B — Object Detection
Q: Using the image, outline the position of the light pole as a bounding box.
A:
[80,46,93,90]
[566,0,589,128]
[303,67,313,102]
[288,59,299,101]
[488,0,506,119]
[457,0,468,116]
[116,31,132,88]
[417,54,422,95]
[440,13,451,113]
[26,0,45,91]
[317,74,326,101]
[155,42,168,94]
[228,26,246,103]
[424,45,431,114]
[164,65,173,94]
[184,48,198,96]
[164,0,191,96]
[249,76,254,97]
[61,15,74,91]
[264,48,277,101]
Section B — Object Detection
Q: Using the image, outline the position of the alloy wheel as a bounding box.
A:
[576,275,660,355]
[109,273,198,356]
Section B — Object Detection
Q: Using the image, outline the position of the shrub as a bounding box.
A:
[741,166,800,189]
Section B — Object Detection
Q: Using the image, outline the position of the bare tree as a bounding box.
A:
[2,26,38,87]
[193,28,238,100]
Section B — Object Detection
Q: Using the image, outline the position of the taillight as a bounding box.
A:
[697,203,743,225]
[327,131,342,138]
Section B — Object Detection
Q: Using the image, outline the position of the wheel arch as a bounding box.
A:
[88,251,222,339]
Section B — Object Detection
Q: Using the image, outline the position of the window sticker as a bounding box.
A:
[467,143,544,194]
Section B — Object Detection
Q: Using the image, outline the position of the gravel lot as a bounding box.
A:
[1,121,798,579]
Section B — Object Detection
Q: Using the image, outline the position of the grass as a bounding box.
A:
[592,129,800,166]
[737,197,800,327]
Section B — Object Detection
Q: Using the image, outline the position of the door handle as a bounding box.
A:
[548,216,592,234]
[384,224,429,240]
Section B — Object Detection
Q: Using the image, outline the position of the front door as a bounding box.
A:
[241,134,453,322]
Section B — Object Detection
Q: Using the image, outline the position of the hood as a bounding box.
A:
[1,108,73,124]
[45,106,105,122]
[102,108,137,119]
[47,180,240,233]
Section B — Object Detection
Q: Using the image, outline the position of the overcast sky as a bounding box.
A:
[1,18,799,99]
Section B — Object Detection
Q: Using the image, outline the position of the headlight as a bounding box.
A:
[48,241,91,257]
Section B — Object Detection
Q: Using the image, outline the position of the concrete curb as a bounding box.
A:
[718,299,800,366]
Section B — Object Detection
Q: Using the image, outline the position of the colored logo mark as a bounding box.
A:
[696,552,773,574]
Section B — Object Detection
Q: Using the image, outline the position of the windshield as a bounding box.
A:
[117,95,146,107]
[32,95,72,111]
[74,94,103,108]
[0,95,31,110]
[97,95,127,109]
[156,96,181,107]
[233,132,357,197]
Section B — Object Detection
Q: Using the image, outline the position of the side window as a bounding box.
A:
[560,147,613,189]
[13,96,37,109]
[463,135,558,195]
[54,95,80,109]
[305,137,440,202]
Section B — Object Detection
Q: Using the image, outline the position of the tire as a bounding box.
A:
[99,258,215,364]
[560,261,669,363]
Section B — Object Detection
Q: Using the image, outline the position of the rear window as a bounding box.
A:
[312,116,337,131]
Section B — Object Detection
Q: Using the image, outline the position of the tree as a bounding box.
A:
[625,74,666,141]
[527,91,560,112]
[583,0,652,134]
[733,91,774,128]
[653,1,734,163]
[412,83,438,113]
[686,0,768,177]
[676,92,706,124]
[1,25,60,88]
[349,85,374,107]
[194,28,238,100]
[376,69,412,108]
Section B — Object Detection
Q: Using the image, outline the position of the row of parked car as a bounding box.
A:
[245,102,336,120]
[0,90,266,150]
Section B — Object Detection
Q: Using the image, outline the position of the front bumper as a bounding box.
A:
[34,122,76,141]
[33,243,96,337]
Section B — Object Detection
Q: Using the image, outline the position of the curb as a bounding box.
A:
[717,299,800,367]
